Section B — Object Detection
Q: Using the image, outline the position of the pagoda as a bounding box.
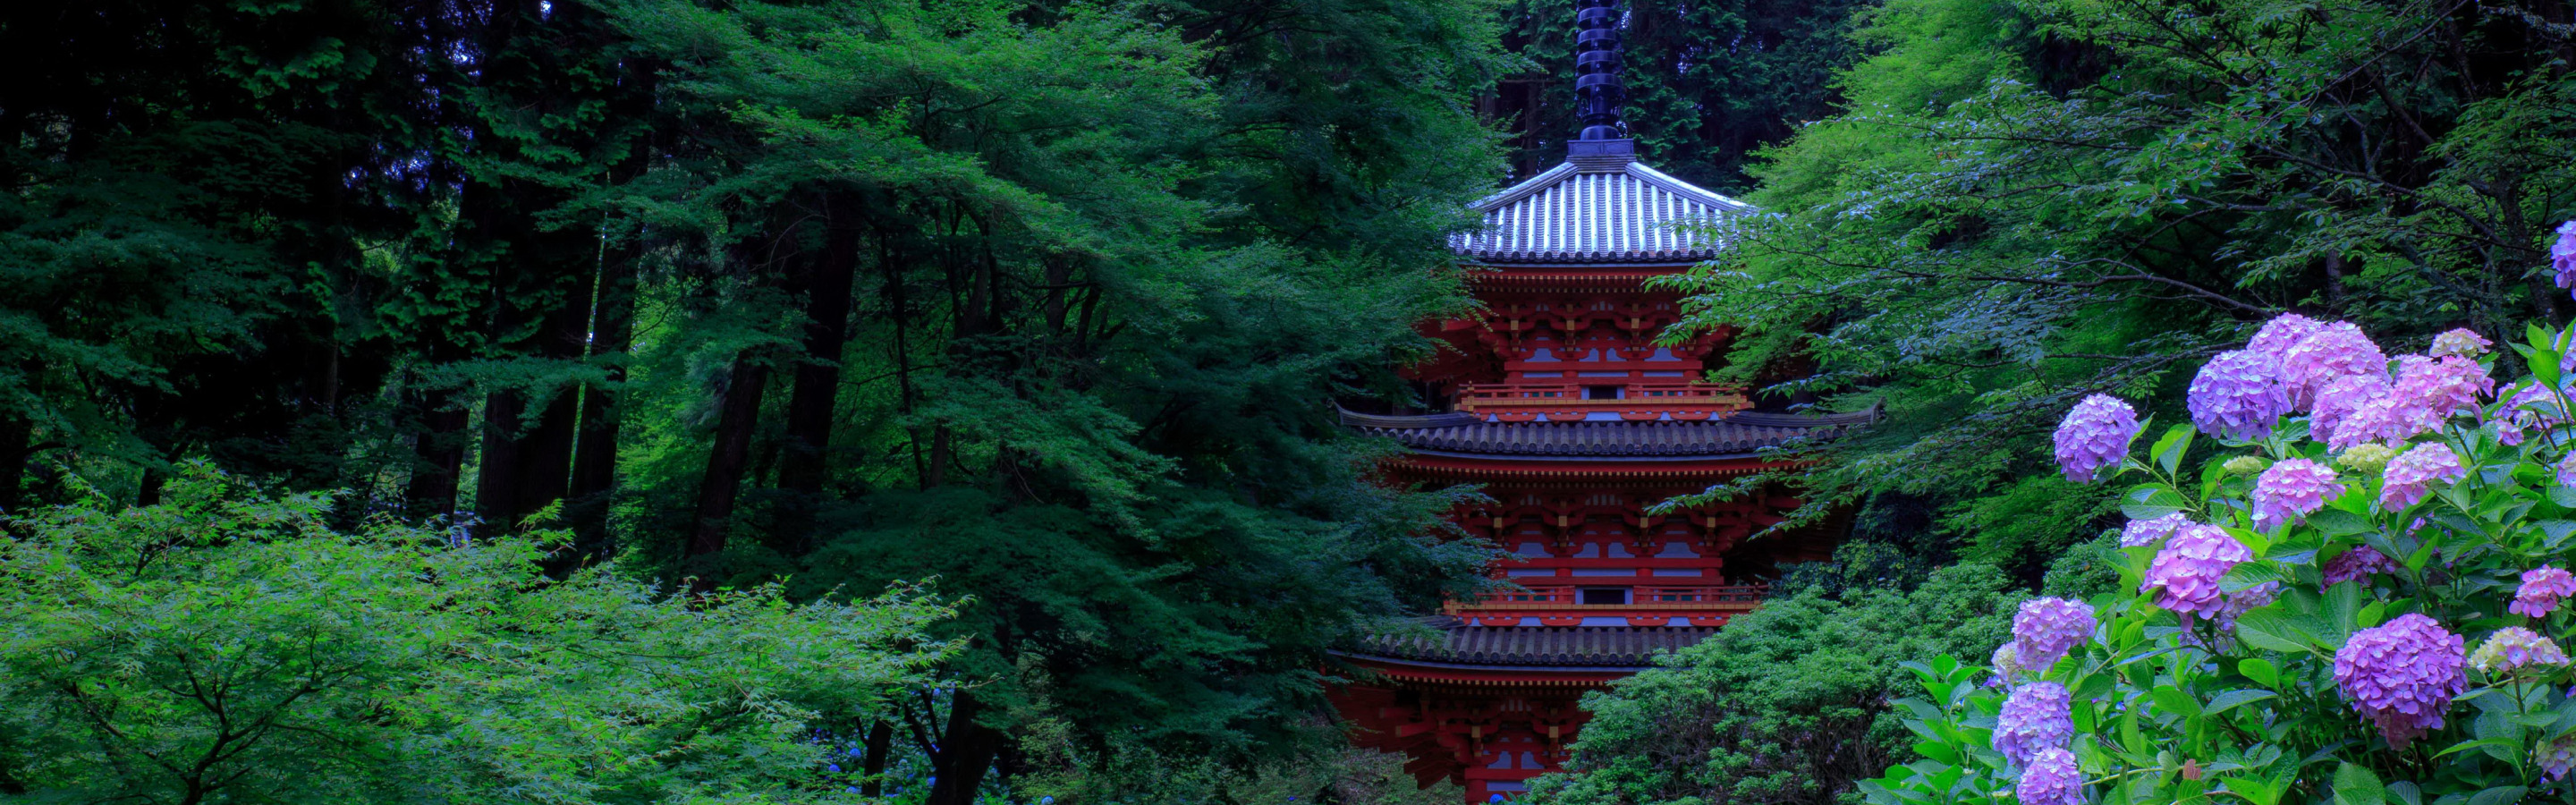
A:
[1325,1,1868,800]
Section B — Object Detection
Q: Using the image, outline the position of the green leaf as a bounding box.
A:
[2467,786,2528,805]
[2239,657,2279,688]
[2331,762,2384,805]
[2233,610,2309,652]
[2308,509,2373,537]
[2206,689,2275,716]
[2123,483,2190,520]
[2152,423,2196,476]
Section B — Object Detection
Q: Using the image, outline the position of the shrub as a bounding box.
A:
[0,468,955,803]
[1867,315,2576,804]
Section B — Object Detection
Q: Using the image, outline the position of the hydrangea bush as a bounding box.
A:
[1864,318,2576,805]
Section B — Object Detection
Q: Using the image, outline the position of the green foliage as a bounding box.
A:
[1525,555,2022,805]
[0,466,954,802]
[1659,0,2576,562]
[1869,322,2576,804]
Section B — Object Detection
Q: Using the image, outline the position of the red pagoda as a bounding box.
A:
[1326,2,1867,799]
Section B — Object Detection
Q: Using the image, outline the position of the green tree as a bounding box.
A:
[0,467,953,802]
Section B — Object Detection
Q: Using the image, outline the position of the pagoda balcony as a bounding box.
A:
[1443,583,1770,627]
[1453,381,1750,421]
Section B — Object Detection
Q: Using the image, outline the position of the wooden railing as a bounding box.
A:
[1455,382,1750,411]
[1457,583,1769,610]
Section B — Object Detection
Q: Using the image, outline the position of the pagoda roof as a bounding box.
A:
[1345,617,1713,670]
[1340,407,1876,462]
[1449,155,1749,266]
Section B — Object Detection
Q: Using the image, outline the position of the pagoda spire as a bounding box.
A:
[1572,0,1625,141]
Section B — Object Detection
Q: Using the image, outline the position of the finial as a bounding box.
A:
[1572,0,1624,141]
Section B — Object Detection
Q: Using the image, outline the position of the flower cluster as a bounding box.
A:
[2543,736,2576,783]
[2468,627,2570,674]
[1992,681,2072,765]
[2336,443,2395,474]
[2379,443,2466,512]
[2012,597,2096,671]
[2188,351,2291,440]
[2118,513,2187,548]
[2389,356,2493,433]
[2016,747,2084,805]
[1986,643,2023,688]
[2250,459,2340,530]
[2311,374,2389,448]
[2278,322,2389,410]
[2558,452,2576,488]
[2512,566,2576,617]
[2428,328,2491,359]
[2053,394,2140,482]
[2555,220,2576,298]
[2320,547,2398,587]
[2332,614,2468,748]
[2140,523,2250,616]
[2248,313,2323,358]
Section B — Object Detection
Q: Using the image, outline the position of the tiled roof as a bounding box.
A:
[1340,408,1876,461]
[1450,158,1749,265]
[1349,618,1714,668]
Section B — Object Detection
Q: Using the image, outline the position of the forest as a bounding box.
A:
[2,0,2573,803]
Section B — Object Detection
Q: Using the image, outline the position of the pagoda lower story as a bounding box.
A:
[1326,410,1867,801]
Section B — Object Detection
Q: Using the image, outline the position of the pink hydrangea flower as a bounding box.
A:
[2119,513,2189,548]
[2016,747,2084,805]
[2053,394,2139,482]
[2469,626,2570,674]
[2428,328,2491,359]
[2388,355,2493,432]
[2012,597,2097,671]
[2321,547,2399,587]
[2554,220,2576,299]
[2310,374,2389,447]
[2512,566,2576,617]
[1993,681,2073,766]
[2248,313,2325,360]
[2141,523,2250,616]
[2327,395,2417,451]
[2280,323,2389,411]
[2188,351,2291,440]
[2332,613,2467,749]
[2378,443,2465,512]
[2251,458,2341,530]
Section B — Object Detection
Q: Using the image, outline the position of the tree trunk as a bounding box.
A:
[777,205,862,497]
[409,387,470,517]
[859,720,894,798]
[0,413,30,512]
[926,692,1006,805]
[689,353,769,564]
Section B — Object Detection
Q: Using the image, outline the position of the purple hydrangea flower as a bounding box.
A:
[2321,547,2399,587]
[2310,373,2389,448]
[2469,626,2570,674]
[2428,328,2492,359]
[2189,351,2292,440]
[2388,355,2493,433]
[1993,681,2074,766]
[2119,513,2190,548]
[2012,597,2097,671]
[2378,443,2465,512]
[2017,747,2084,805]
[2332,613,2467,749]
[2248,313,2325,360]
[2141,523,2251,616]
[2512,566,2576,617]
[2280,323,2390,411]
[2251,458,2341,530]
[2554,220,2576,299]
[2541,735,2576,782]
[2053,394,2139,482]
[2556,452,2576,488]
